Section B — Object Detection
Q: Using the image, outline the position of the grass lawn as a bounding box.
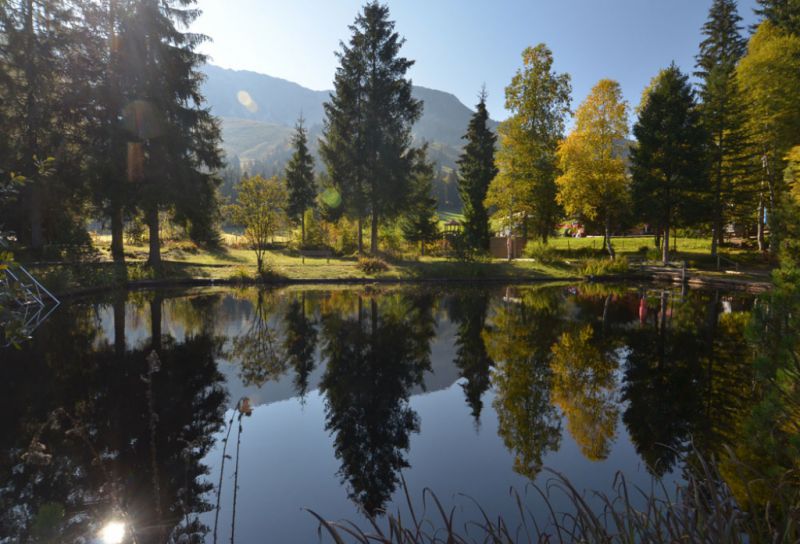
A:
[542,235,769,269]
[29,234,579,295]
[24,232,771,296]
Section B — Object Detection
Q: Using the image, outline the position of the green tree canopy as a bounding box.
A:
[456,89,497,251]
[227,175,287,274]
[285,116,316,246]
[486,44,571,246]
[401,147,439,255]
[695,0,752,256]
[320,1,422,254]
[737,21,800,252]
[631,65,709,264]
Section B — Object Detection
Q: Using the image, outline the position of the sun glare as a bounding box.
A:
[99,521,126,544]
[236,90,259,113]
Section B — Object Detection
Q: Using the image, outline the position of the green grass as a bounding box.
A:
[34,236,579,295]
[546,235,770,270]
[29,233,771,296]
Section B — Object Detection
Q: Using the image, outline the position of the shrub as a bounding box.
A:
[524,242,559,264]
[357,256,389,274]
[581,256,629,276]
[228,266,253,283]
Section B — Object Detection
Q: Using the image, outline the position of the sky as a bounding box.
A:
[191,0,760,123]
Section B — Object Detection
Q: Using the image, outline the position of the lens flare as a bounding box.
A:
[236,90,259,113]
[99,521,125,544]
[320,187,342,209]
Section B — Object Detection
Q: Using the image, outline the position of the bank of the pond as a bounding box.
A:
[25,258,773,300]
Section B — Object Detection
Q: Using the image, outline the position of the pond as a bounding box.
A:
[0,283,759,543]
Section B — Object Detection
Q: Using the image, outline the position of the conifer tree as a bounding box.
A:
[121,0,223,266]
[755,0,800,34]
[737,22,800,252]
[631,65,709,265]
[0,0,88,252]
[456,89,497,252]
[695,0,751,257]
[320,1,422,254]
[401,148,439,255]
[285,116,316,246]
[82,0,132,264]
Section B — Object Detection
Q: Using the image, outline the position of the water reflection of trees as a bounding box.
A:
[0,292,227,542]
[283,294,318,401]
[319,292,434,516]
[484,288,563,480]
[0,285,764,536]
[229,290,287,387]
[621,290,754,476]
[551,325,619,461]
[446,290,494,426]
[482,285,756,479]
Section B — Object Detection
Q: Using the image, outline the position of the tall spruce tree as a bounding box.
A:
[0,0,89,253]
[695,0,751,257]
[755,0,800,34]
[631,65,709,265]
[401,147,439,255]
[456,89,497,252]
[82,0,132,264]
[320,1,422,254]
[285,116,316,246]
[737,22,800,253]
[121,0,223,267]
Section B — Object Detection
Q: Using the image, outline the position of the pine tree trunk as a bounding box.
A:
[111,204,125,263]
[147,204,161,268]
[370,210,379,254]
[357,216,363,255]
[662,224,670,265]
[711,181,721,258]
[24,0,43,252]
[757,195,765,252]
[30,184,43,251]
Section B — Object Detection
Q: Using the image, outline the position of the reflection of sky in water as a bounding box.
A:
[63,285,754,541]
[199,378,669,543]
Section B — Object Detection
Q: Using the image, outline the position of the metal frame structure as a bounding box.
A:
[2,264,60,346]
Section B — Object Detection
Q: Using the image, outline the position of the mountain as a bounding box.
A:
[200,64,498,172]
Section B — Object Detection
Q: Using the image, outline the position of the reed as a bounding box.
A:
[308,453,800,543]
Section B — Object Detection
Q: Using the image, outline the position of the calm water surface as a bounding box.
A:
[0,284,758,542]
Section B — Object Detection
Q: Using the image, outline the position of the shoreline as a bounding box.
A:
[50,269,771,301]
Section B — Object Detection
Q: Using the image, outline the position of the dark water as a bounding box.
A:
[0,284,758,543]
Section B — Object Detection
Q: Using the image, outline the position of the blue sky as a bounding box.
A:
[192,0,760,123]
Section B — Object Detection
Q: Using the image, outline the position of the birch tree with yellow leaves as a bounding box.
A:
[556,79,629,259]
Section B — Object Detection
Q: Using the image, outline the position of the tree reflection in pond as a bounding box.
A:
[484,288,562,480]
[229,290,287,387]
[551,325,620,461]
[447,290,494,428]
[0,293,228,542]
[282,293,318,402]
[319,292,434,516]
[0,285,766,541]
